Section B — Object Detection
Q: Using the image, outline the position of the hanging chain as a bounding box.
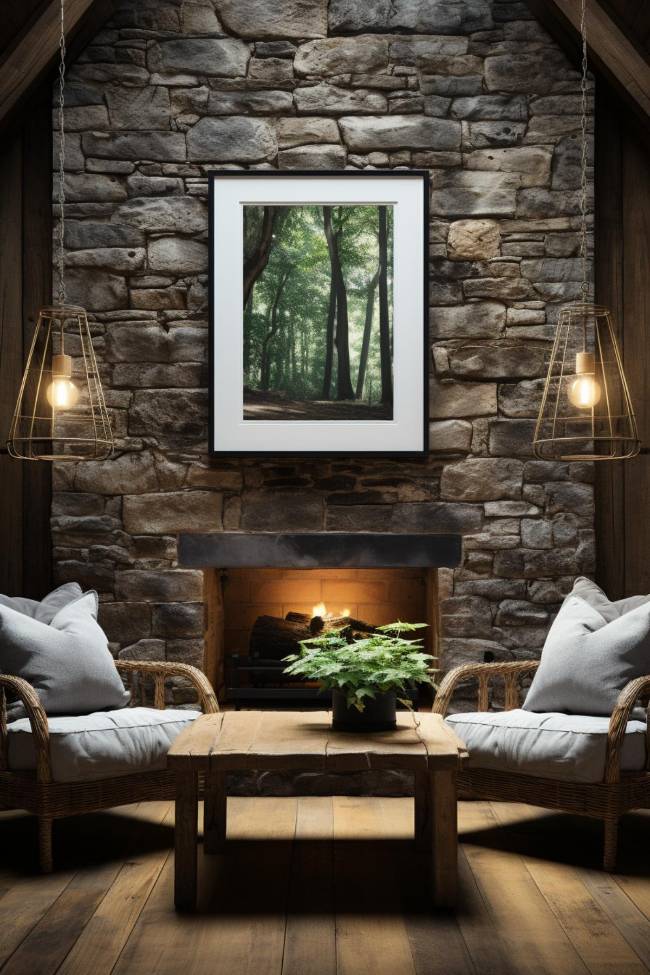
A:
[579,0,589,301]
[56,0,67,306]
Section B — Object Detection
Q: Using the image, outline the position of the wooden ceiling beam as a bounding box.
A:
[0,0,113,131]
[525,0,650,125]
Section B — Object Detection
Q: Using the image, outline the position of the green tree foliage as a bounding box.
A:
[243,204,393,406]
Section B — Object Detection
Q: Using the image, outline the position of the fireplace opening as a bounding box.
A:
[178,531,462,710]
[207,566,439,708]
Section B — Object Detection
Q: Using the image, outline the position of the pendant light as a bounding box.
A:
[532,0,640,462]
[7,0,113,462]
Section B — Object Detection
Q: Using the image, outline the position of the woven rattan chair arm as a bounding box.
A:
[114,660,219,713]
[432,660,540,716]
[0,675,51,783]
[605,675,650,784]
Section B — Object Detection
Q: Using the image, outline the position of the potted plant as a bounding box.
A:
[283,621,433,731]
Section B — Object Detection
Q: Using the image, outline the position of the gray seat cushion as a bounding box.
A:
[446,709,647,784]
[523,592,650,716]
[0,592,130,720]
[8,707,201,783]
[0,583,86,624]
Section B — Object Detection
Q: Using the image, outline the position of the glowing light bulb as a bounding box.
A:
[568,375,601,409]
[46,353,79,409]
[568,351,601,410]
[47,378,79,409]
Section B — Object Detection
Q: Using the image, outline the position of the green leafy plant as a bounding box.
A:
[283,621,434,712]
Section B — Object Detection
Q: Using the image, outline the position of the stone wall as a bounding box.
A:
[53,0,596,679]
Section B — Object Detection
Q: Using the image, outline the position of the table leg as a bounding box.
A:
[430,770,458,908]
[414,770,432,852]
[175,768,198,911]
[204,768,226,854]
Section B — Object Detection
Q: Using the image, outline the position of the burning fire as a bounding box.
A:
[312,603,351,619]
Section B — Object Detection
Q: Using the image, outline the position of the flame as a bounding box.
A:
[312,603,351,619]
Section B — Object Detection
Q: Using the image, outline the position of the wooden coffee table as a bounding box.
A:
[168,710,468,911]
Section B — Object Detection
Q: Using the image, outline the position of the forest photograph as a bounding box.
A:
[242,203,394,421]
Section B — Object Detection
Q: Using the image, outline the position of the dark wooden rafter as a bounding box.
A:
[600,0,650,63]
[0,0,116,134]
[1,0,47,58]
[524,0,650,127]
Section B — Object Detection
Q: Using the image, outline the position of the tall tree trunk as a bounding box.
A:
[260,332,271,391]
[289,317,297,388]
[260,270,290,391]
[355,268,379,400]
[280,310,292,390]
[300,319,307,380]
[322,275,336,399]
[243,291,253,383]
[323,205,354,401]
[259,305,272,389]
[276,326,285,389]
[244,206,280,308]
[378,205,392,406]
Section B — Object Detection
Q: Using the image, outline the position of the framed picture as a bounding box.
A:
[209,170,428,456]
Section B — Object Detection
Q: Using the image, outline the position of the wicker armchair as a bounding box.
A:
[0,660,218,872]
[433,660,650,870]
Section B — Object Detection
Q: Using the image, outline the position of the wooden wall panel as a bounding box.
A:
[594,86,626,600]
[624,456,650,596]
[0,86,51,599]
[0,135,23,445]
[622,130,650,445]
[21,91,52,597]
[0,454,24,595]
[595,85,650,599]
[0,131,25,594]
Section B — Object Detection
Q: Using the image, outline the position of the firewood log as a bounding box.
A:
[249,615,311,660]
[249,611,379,661]
[285,611,376,638]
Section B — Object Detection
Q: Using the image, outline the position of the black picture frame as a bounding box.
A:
[208,169,429,458]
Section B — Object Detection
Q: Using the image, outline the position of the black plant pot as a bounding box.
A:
[332,689,396,732]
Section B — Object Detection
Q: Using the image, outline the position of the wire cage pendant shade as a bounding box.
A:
[532,302,640,462]
[7,0,113,463]
[531,0,640,464]
[7,306,113,461]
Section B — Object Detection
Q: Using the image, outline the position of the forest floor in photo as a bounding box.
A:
[243,391,393,421]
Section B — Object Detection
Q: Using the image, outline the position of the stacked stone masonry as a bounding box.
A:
[53,0,596,694]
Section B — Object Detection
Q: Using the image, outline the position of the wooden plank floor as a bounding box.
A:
[0,798,649,975]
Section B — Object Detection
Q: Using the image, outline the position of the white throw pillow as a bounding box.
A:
[523,594,650,716]
[0,591,130,719]
[0,582,90,624]
[571,576,650,623]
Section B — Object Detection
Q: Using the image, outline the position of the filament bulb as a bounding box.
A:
[568,351,601,410]
[47,353,79,409]
[47,378,79,409]
[568,375,601,409]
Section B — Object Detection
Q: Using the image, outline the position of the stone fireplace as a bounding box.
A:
[52,0,597,688]
[178,532,461,703]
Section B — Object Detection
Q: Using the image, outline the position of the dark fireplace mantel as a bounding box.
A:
[177,532,462,569]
